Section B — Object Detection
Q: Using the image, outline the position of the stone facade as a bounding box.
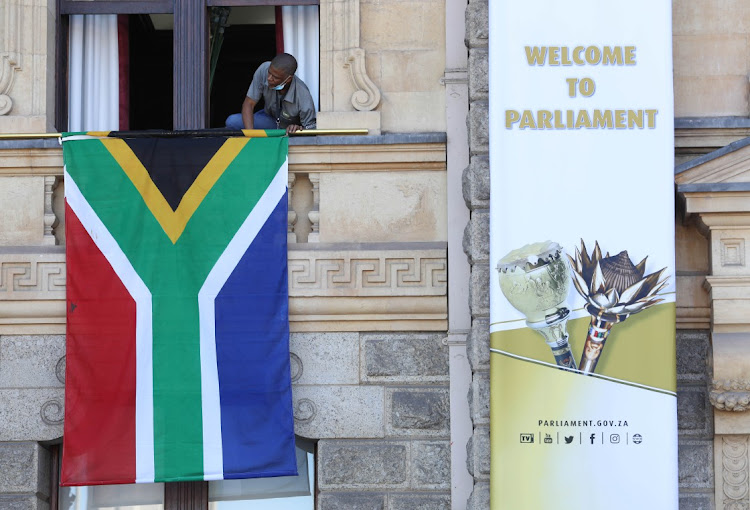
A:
[2,0,750,509]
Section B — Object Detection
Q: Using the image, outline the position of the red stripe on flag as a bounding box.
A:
[62,202,138,486]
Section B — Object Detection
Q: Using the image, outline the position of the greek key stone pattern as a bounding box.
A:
[0,258,66,299]
[288,251,447,297]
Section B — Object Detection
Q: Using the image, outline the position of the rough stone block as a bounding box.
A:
[0,495,46,510]
[678,440,714,489]
[676,330,710,382]
[678,493,715,510]
[469,263,490,319]
[0,335,65,389]
[465,209,489,264]
[0,390,63,441]
[677,385,712,437]
[462,155,489,210]
[0,443,44,494]
[292,385,384,439]
[387,388,449,437]
[465,0,488,48]
[389,493,451,510]
[469,371,490,425]
[468,101,489,153]
[362,333,449,384]
[318,493,386,510]
[467,318,490,372]
[466,481,490,510]
[466,426,490,479]
[290,332,359,385]
[468,48,488,101]
[319,441,408,489]
[410,441,450,489]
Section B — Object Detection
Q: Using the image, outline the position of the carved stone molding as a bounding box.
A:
[0,1,22,115]
[711,380,750,412]
[0,251,66,334]
[722,436,750,509]
[294,398,317,424]
[288,248,447,297]
[290,352,303,383]
[319,0,381,113]
[0,255,66,298]
[40,399,64,426]
[344,48,381,112]
[56,355,66,385]
[0,245,447,334]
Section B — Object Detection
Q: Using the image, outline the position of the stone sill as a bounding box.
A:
[0,133,448,176]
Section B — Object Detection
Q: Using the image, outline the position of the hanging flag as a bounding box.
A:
[61,130,297,486]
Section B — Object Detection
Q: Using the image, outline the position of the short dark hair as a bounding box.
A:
[271,53,298,76]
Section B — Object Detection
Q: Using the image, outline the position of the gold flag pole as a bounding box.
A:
[0,129,369,140]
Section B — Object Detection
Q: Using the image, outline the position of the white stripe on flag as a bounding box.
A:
[65,168,156,484]
[198,158,288,481]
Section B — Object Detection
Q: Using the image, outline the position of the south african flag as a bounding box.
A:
[61,131,296,486]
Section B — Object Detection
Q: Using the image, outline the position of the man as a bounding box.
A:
[226,53,316,134]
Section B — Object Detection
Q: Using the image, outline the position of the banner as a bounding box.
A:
[489,2,677,509]
[61,131,296,485]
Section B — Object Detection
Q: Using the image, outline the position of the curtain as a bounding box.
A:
[68,15,119,132]
[282,6,319,111]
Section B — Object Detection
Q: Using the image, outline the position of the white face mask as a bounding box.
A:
[272,76,291,91]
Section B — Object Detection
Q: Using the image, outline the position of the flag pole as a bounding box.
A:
[0,129,370,140]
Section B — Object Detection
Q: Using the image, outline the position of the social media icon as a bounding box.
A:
[544,434,553,444]
[610,434,620,444]
[520,434,534,443]
[564,436,574,444]
[633,434,643,444]
[590,433,596,444]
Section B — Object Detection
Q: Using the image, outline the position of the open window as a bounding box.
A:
[58,1,319,131]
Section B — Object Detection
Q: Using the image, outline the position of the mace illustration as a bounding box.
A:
[497,241,577,370]
[569,239,669,374]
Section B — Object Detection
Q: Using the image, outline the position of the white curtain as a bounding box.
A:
[282,6,319,111]
[68,15,119,132]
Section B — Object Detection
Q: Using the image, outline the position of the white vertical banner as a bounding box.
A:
[488,2,677,509]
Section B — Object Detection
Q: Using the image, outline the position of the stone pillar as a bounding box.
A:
[700,214,750,510]
[463,0,489,508]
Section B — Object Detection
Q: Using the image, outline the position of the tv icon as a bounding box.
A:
[520,433,534,444]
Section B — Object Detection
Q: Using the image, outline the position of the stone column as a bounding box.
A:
[463,1,490,508]
[678,187,750,508]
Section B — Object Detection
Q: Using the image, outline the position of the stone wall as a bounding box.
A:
[0,330,451,509]
[0,333,64,510]
[306,332,451,510]
[462,0,715,508]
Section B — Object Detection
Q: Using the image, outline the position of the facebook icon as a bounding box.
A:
[590,433,596,444]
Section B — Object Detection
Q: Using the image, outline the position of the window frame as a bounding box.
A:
[56,0,319,131]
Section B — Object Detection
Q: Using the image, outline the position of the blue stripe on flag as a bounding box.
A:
[214,194,297,478]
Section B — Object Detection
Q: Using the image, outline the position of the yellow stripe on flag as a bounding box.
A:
[101,138,248,244]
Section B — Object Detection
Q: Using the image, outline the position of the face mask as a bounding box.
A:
[272,76,291,91]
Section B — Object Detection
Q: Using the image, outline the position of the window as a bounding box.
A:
[54,440,316,509]
[57,0,319,131]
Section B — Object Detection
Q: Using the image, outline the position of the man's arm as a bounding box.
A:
[241,96,257,129]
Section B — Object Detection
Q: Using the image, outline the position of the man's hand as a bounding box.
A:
[286,124,303,135]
